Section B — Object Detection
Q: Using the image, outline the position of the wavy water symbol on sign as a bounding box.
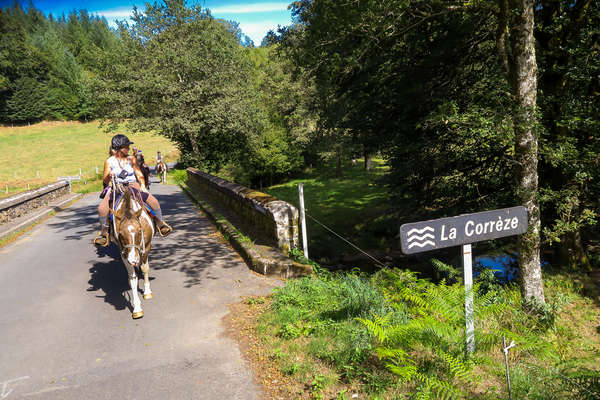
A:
[406,226,435,249]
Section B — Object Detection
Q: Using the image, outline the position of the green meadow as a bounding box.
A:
[0,121,178,197]
[264,159,395,266]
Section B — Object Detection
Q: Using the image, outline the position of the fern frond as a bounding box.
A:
[413,372,460,400]
[437,349,472,382]
[387,363,418,381]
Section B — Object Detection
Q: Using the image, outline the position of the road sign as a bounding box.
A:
[400,206,528,255]
[399,206,528,354]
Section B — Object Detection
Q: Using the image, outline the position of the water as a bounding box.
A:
[476,254,549,283]
[475,255,518,282]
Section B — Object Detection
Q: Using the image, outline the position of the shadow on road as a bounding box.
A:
[89,244,132,312]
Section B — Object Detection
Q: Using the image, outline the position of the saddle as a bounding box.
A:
[109,185,156,220]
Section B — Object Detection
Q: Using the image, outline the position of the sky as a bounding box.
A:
[2,0,293,45]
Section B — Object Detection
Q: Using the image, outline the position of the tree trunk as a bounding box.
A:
[364,150,372,170]
[508,0,545,303]
[558,228,591,270]
[336,154,343,178]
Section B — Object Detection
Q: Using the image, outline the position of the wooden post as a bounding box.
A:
[298,183,309,259]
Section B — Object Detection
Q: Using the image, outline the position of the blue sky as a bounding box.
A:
[2,0,293,45]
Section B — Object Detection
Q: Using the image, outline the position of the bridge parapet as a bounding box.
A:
[0,181,71,225]
[186,168,299,254]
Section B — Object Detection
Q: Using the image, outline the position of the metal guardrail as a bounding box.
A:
[57,176,81,182]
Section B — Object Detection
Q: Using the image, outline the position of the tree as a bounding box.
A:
[497,0,545,302]
[535,0,599,270]
[96,0,259,171]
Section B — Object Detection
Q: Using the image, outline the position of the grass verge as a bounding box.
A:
[226,265,600,399]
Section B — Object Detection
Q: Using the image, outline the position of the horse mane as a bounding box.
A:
[121,190,136,219]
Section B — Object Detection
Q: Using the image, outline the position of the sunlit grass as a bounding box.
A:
[265,158,394,263]
[0,121,178,197]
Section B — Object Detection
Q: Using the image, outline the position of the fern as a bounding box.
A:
[361,267,553,398]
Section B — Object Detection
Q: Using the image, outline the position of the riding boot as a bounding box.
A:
[151,207,172,236]
[155,219,173,237]
[94,224,110,247]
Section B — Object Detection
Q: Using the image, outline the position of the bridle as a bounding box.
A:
[120,227,146,259]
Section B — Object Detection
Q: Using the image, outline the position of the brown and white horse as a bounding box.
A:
[156,161,167,183]
[111,188,155,319]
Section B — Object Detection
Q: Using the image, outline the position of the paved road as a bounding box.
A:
[0,180,281,399]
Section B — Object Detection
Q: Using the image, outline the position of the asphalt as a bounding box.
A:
[0,180,282,400]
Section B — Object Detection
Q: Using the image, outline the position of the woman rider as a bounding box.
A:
[94,134,172,246]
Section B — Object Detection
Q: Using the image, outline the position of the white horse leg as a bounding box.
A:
[129,275,144,319]
[141,261,153,300]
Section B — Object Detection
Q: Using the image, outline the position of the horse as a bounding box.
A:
[110,186,155,319]
[156,161,167,183]
[136,152,151,190]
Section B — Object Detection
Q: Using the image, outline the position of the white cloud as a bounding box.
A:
[209,2,288,14]
[90,7,135,20]
[238,20,281,44]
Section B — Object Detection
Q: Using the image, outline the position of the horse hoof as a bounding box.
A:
[132,311,144,319]
[143,293,153,300]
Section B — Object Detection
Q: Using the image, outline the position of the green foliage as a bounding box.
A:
[261,266,599,399]
[96,0,259,172]
[360,268,560,398]
[269,272,402,388]
[168,168,188,186]
[280,0,600,273]
[0,4,118,122]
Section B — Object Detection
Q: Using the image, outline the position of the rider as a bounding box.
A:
[156,151,162,163]
[93,134,173,246]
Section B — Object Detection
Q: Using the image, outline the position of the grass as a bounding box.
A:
[239,266,600,399]
[264,159,395,267]
[0,121,178,198]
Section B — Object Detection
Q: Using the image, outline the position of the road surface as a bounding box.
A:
[0,180,280,399]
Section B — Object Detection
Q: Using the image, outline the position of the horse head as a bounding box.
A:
[113,190,144,267]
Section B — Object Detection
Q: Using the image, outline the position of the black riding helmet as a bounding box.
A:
[111,134,134,150]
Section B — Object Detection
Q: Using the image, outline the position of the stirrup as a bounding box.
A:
[93,231,110,247]
[156,220,173,237]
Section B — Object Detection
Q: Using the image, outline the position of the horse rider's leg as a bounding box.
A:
[145,193,173,236]
[94,194,111,246]
[124,262,143,318]
[140,260,153,300]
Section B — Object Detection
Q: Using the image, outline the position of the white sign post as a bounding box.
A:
[400,206,528,354]
[462,244,474,353]
[298,183,309,259]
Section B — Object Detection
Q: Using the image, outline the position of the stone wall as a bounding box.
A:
[186,168,298,253]
[0,181,71,225]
